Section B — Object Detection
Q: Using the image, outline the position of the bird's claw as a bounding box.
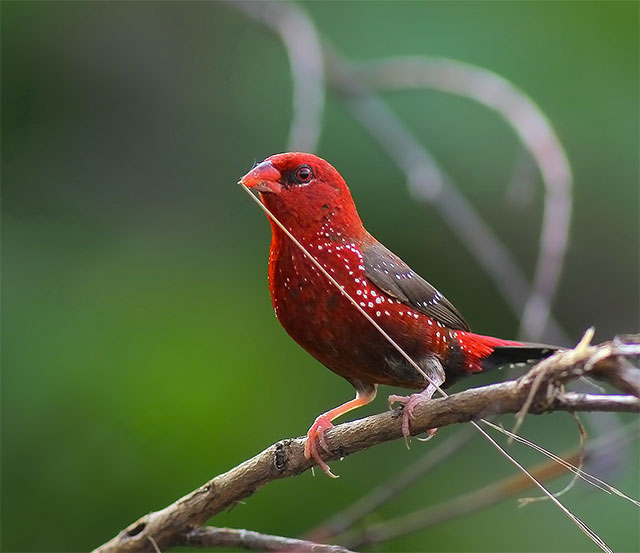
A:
[304,415,338,478]
[416,428,439,441]
[388,391,438,445]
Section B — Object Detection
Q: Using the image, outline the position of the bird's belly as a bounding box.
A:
[271,266,432,389]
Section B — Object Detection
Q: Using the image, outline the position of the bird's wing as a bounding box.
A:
[362,241,470,331]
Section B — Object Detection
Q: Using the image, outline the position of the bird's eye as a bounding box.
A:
[294,165,313,184]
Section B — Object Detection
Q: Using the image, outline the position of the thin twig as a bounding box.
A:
[93,342,639,553]
[185,527,353,553]
[557,392,640,411]
[517,411,587,506]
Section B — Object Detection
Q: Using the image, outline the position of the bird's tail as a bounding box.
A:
[481,341,559,372]
[455,332,559,374]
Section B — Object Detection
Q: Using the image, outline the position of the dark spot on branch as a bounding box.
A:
[274,441,288,473]
[126,522,146,537]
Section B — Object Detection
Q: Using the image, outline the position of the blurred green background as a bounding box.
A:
[2,1,638,552]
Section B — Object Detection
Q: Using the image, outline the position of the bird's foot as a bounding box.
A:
[388,383,439,445]
[304,414,338,478]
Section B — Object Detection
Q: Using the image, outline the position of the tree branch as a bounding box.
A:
[184,527,354,553]
[94,340,638,553]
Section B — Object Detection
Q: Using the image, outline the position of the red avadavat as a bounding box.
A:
[241,152,556,476]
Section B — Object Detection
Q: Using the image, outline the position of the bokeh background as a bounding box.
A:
[2,1,638,552]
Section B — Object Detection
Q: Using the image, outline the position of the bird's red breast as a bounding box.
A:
[241,153,521,390]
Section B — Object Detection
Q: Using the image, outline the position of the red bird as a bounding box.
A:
[240,152,555,476]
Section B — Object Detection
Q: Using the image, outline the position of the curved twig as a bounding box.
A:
[322,48,569,344]
[356,57,572,341]
[234,0,325,153]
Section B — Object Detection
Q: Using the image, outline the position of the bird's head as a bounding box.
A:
[239,152,365,239]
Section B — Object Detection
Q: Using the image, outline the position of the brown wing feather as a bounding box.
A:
[362,241,470,331]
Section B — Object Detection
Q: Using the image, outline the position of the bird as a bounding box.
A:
[239,152,557,477]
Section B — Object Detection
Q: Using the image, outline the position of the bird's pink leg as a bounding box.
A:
[305,384,377,478]
[388,361,445,442]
